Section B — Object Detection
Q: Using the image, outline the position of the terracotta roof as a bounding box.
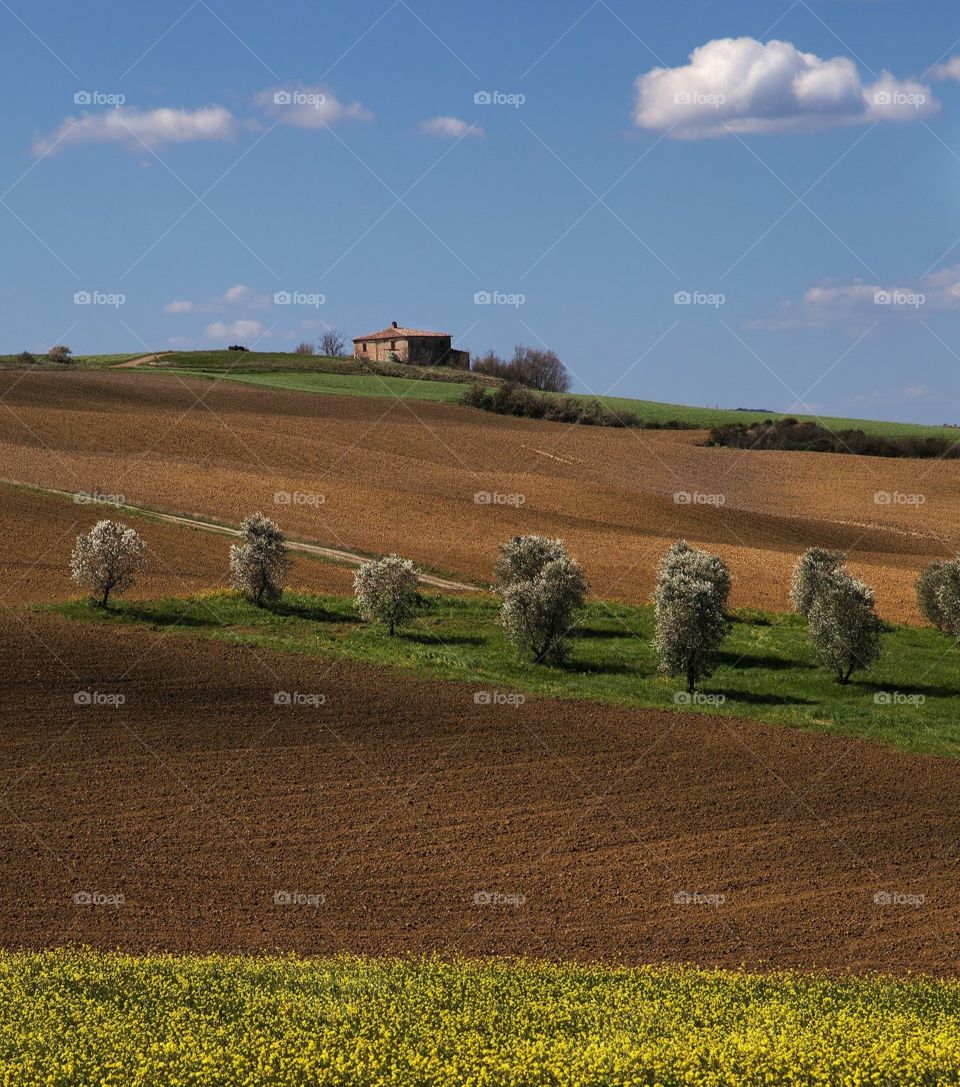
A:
[353,325,451,342]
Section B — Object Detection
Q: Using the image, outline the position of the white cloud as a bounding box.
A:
[255,85,372,128]
[417,116,484,139]
[633,37,938,138]
[164,284,270,315]
[32,105,237,157]
[204,319,265,343]
[749,268,960,329]
[932,57,960,82]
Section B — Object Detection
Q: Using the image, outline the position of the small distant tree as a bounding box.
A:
[494,535,568,591]
[354,554,422,635]
[808,569,882,684]
[70,520,146,608]
[790,547,845,617]
[230,513,289,607]
[17,351,36,365]
[510,345,571,393]
[320,329,347,357]
[499,555,589,664]
[916,559,960,631]
[47,345,72,363]
[653,540,731,692]
[295,341,316,355]
[472,350,511,381]
[227,344,249,352]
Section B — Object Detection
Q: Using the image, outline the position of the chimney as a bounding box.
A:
[391,321,398,328]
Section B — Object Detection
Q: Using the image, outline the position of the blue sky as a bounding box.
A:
[3,0,960,422]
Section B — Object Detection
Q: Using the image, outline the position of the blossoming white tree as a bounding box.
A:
[230,513,289,607]
[70,520,146,608]
[808,568,882,684]
[653,540,730,693]
[790,547,845,617]
[499,552,589,664]
[354,554,422,635]
[494,535,567,590]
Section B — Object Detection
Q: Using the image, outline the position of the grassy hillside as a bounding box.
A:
[144,350,953,438]
[50,590,960,757]
[3,950,957,1086]
[0,353,141,369]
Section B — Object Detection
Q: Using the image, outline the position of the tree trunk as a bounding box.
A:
[389,618,395,636]
[686,655,696,694]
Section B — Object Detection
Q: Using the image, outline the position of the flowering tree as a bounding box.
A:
[493,535,567,590]
[70,520,146,607]
[354,554,422,635]
[790,547,845,617]
[230,513,289,607]
[653,540,731,693]
[499,555,589,664]
[915,558,960,633]
[808,568,882,684]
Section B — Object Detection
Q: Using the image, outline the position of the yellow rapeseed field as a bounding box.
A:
[0,951,957,1086]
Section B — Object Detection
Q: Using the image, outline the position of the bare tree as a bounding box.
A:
[70,520,146,607]
[320,329,347,357]
[510,345,571,392]
[295,341,316,355]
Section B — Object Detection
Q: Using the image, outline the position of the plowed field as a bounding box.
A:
[1,613,957,973]
[0,370,952,620]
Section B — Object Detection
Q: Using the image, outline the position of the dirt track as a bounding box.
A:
[0,483,357,605]
[0,612,957,973]
[0,370,953,621]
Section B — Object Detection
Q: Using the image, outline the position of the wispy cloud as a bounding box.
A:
[255,85,373,128]
[634,37,938,138]
[164,284,271,316]
[32,105,237,157]
[417,116,483,139]
[204,319,265,342]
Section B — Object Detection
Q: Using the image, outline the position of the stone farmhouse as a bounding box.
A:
[352,322,469,369]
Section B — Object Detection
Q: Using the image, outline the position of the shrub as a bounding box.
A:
[47,345,72,363]
[295,342,316,355]
[653,541,731,693]
[227,344,249,352]
[494,535,568,590]
[70,520,146,607]
[707,418,960,460]
[499,555,589,664]
[230,513,289,607]
[790,548,845,617]
[354,554,422,635]
[16,351,35,365]
[808,569,882,684]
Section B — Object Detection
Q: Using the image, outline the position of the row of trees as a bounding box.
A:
[471,346,571,393]
[67,516,956,696]
[294,331,348,357]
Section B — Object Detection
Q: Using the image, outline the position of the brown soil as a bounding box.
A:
[1,612,957,973]
[0,370,953,621]
[0,483,356,605]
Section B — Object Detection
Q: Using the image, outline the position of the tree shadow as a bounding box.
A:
[266,599,359,624]
[399,631,485,647]
[708,687,818,707]
[855,678,960,699]
[718,651,815,672]
[119,605,222,629]
[575,626,643,640]
[555,658,636,676]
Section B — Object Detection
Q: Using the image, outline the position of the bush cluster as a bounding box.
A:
[708,418,960,460]
[463,383,690,430]
[472,345,571,392]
